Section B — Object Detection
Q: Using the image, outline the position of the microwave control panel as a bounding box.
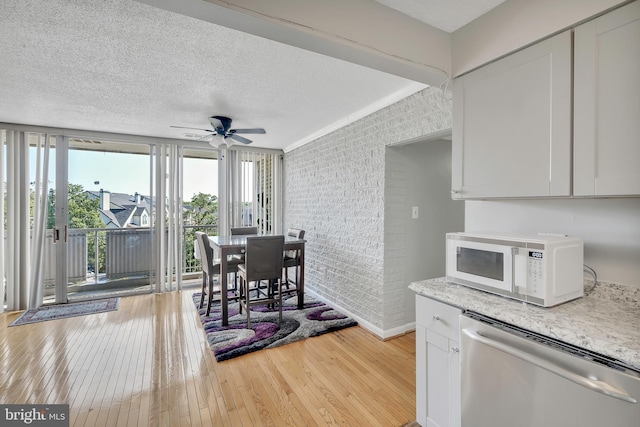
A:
[526,251,545,296]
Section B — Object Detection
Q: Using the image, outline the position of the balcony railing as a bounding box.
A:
[42,224,217,294]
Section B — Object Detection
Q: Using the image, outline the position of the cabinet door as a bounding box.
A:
[425,331,461,427]
[452,31,572,199]
[574,1,640,196]
[426,330,451,427]
[417,296,462,427]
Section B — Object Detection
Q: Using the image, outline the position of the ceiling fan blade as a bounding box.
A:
[229,134,253,144]
[170,125,215,133]
[230,128,266,135]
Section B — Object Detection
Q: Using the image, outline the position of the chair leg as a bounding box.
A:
[239,276,244,314]
[206,274,214,317]
[246,280,252,328]
[278,279,283,325]
[199,272,206,308]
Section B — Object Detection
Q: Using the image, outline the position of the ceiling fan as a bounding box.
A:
[171,115,266,146]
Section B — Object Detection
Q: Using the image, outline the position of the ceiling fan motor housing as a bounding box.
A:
[211,115,232,134]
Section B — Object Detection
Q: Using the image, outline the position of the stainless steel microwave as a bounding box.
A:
[446,232,584,307]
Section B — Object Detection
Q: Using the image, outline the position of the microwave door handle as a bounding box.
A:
[462,328,638,404]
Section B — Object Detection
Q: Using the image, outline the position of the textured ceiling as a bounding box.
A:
[0,0,500,151]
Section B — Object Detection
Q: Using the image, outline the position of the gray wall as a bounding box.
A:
[466,199,640,287]
[283,87,452,336]
[384,140,464,334]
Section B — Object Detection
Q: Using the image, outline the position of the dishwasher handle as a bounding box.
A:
[462,328,638,404]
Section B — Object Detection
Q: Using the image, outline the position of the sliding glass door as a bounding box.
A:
[64,140,152,300]
[2,126,281,310]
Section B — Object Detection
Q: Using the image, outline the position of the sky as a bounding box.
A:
[28,148,219,200]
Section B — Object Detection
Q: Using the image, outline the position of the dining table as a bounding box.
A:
[208,234,306,326]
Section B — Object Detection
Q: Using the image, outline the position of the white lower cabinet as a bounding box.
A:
[416,295,461,427]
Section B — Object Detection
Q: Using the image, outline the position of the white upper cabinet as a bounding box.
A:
[452,31,572,199]
[574,1,640,197]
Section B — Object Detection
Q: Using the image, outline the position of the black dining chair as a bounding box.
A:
[237,235,285,327]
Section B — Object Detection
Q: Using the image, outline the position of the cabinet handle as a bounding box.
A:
[451,347,459,353]
[433,315,440,321]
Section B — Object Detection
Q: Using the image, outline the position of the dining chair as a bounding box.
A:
[283,228,305,292]
[228,226,259,291]
[195,231,240,316]
[237,235,285,327]
[230,226,258,235]
[195,231,222,317]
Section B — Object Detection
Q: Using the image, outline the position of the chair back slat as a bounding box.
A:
[245,235,284,282]
[287,228,305,239]
[285,228,305,259]
[231,226,258,235]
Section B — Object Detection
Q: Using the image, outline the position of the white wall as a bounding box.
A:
[465,199,640,287]
[283,86,452,337]
[385,140,464,334]
[140,0,451,85]
[452,0,629,75]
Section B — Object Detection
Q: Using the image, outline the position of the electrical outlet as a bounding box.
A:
[412,206,419,219]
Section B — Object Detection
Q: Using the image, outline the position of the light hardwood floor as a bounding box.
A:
[0,290,417,426]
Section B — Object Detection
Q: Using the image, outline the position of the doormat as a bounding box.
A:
[192,292,358,362]
[9,298,120,326]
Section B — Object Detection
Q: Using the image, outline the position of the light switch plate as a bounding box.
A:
[412,206,419,219]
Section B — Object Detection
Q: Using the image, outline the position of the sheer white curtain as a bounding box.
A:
[223,148,282,236]
[1,130,50,312]
[0,130,5,311]
[29,133,51,308]
[151,143,183,293]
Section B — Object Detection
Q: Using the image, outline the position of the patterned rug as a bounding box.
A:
[9,298,120,326]
[192,292,358,361]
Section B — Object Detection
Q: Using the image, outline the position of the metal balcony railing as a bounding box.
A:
[42,224,218,291]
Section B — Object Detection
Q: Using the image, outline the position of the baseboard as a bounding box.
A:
[382,322,416,341]
[306,290,416,340]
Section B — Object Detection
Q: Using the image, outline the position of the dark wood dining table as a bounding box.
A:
[208,234,306,326]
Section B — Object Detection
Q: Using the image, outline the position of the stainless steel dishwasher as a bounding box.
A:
[460,312,640,427]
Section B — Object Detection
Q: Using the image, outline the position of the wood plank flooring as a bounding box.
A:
[0,290,416,426]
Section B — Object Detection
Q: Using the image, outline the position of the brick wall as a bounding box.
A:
[283,86,451,335]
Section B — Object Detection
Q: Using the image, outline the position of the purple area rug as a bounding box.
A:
[9,298,120,326]
[192,293,358,361]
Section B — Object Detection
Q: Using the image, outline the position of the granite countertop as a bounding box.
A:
[409,277,640,372]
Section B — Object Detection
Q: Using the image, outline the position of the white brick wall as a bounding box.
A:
[284,86,451,334]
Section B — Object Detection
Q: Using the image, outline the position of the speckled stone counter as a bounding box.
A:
[409,277,640,371]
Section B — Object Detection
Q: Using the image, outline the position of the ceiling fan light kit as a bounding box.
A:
[170,115,266,146]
